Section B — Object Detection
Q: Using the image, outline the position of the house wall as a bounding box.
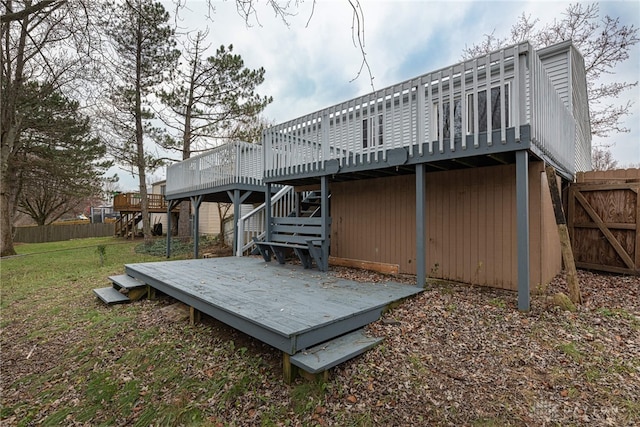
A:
[538,43,591,172]
[148,201,221,236]
[570,46,592,172]
[540,49,570,107]
[151,201,254,240]
[198,202,223,236]
[330,162,562,290]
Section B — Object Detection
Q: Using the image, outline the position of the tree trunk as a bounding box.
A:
[0,6,29,257]
[178,200,191,239]
[1,122,18,256]
[217,202,232,244]
[176,44,197,241]
[0,178,16,257]
[135,3,151,243]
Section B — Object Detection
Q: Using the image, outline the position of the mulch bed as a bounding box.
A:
[323,269,640,426]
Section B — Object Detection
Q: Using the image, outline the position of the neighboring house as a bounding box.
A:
[166,40,591,310]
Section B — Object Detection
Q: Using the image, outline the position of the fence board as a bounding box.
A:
[14,223,115,244]
[568,169,640,275]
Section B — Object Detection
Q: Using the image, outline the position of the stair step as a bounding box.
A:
[93,287,130,305]
[109,274,145,290]
[290,329,383,374]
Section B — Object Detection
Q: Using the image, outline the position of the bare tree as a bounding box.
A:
[101,175,121,206]
[462,3,639,141]
[1,0,103,256]
[591,146,619,171]
[100,0,179,243]
[157,30,271,238]
[216,202,232,242]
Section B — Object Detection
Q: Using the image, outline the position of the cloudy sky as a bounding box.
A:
[119,0,640,189]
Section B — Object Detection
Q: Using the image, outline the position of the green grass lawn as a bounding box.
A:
[1,238,294,426]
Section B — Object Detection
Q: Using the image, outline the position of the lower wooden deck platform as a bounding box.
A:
[125,257,422,356]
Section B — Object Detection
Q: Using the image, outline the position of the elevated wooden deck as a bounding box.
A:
[125,257,421,377]
[114,193,176,213]
[262,41,590,185]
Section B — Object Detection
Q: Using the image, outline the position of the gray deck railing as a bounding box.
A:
[264,41,578,178]
[165,141,263,197]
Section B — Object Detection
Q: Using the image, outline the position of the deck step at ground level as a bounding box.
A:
[93,287,130,304]
[93,275,149,305]
[109,274,146,290]
[290,329,382,374]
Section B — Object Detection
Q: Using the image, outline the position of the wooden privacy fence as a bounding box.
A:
[568,168,639,275]
[14,223,115,244]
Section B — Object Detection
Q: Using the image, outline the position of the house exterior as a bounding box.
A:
[166,40,591,310]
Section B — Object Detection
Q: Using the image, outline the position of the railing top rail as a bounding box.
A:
[167,140,261,166]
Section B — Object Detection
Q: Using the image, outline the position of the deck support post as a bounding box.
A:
[294,191,301,217]
[416,163,427,288]
[191,195,203,259]
[165,200,179,258]
[190,306,201,325]
[228,190,253,258]
[283,352,298,385]
[320,175,330,271]
[166,204,172,258]
[516,150,530,311]
[265,183,273,241]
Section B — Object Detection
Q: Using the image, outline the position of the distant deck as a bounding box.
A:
[125,257,422,355]
[114,192,175,213]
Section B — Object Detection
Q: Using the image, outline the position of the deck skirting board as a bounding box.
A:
[125,266,296,353]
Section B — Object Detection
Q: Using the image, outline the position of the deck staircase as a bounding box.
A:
[114,213,143,237]
[294,190,324,218]
[236,188,329,255]
[237,186,327,255]
[93,274,148,305]
[248,189,331,270]
[288,329,383,380]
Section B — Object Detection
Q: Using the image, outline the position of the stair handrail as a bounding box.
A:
[236,185,295,256]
